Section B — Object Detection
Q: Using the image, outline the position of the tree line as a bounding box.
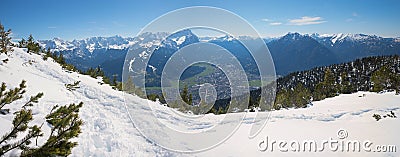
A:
[271,55,400,110]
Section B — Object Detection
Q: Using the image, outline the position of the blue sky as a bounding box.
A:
[1,0,399,40]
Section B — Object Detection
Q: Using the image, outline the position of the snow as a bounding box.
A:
[331,33,347,44]
[172,36,186,46]
[148,64,157,72]
[1,48,399,157]
[0,48,171,156]
[198,92,400,157]
[310,33,380,45]
[128,58,135,72]
[138,51,149,59]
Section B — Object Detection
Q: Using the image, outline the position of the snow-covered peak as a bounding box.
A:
[280,32,307,41]
[38,33,171,53]
[220,35,236,41]
[310,33,383,44]
[330,33,347,44]
[171,36,186,46]
[39,36,133,52]
[161,29,199,49]
[205,35,238,42]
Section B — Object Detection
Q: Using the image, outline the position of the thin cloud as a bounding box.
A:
[47,26,57,29]
[346,18,353,22]
[261,18,270,22]
[352,12,358,17]
[269,22,282,26]
[289,16,326,25]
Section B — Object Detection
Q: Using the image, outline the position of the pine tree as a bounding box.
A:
[21,102,83,156]
[0,80,43,155]
[123,76,144,97]
[371,66,395,92]
[188,93,193,106]
[65,81,81,91]
[18,38,28,48]
[43,47,52,61]
[180,84,192,105]
[0,80,83,156]
[0,80,26,111]
[339,72,353,94]
[58,53,65,65]
[274,89,291,109]
[0,22,13,54]
[293,83,311,108]
[26,34,40,54]
[112,74,118,86]
[0,110,43,155]
[323,68,337,96]
[313,68,338,100]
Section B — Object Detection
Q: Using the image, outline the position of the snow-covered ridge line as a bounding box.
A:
[38,32,170,52]
[38,31,395,53]
[39,35,136,52]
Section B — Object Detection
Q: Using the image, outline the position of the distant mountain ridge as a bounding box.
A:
[38,31,400,77]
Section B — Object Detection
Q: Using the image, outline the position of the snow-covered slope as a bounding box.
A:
[1,48,399,157]
[0,48,173,156]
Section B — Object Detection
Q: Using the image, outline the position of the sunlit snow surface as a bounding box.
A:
[0,48,399,157]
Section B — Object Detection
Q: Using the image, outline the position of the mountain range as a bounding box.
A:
[38,31,400,77]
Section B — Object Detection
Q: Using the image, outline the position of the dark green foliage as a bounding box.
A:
[110,75,124,91]
[293,83,312,108]
[41,48,78,72]
[85,66,105,78]
[63,63,78,72]
[57,53,66,65]
[22,102,83,156]
[65,81,81,91]
[26,35,40,54]
[274,89,291,109]
[237,55,400,112]
[18,38,28,48]
[22,92,44,108]
[0,22,13,54]
[122,76,145,97]
[114,82,123,91]
[313,68,338,101]
[0,81,43,155]
[217,107,225,114]
[373,111,397,122]
[42,48,52,61]
[387,111,397,118]
[146,93,166,103]
[0,110,43,155]
[180,84,192,105]
[147,94,159,102]
[274,83,311,109]
[371,66,399,92]
[84,66,113,85]
[112,75,118,86]
[339,72,355,94]
[0,80,83,156]
[0,80,26,111]
[102,75,110,85]
[373,114,381,121]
